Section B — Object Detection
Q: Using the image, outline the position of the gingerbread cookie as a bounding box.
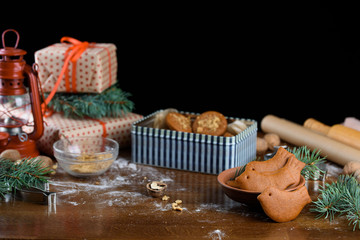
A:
[246,147,292,173]
[165,112,192,133]
[235,155,305,192]
[257,185,312,222]
[192,111,227,136]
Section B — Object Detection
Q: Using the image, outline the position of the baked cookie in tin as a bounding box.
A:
[192,111,227,136]
[165,112,192,133]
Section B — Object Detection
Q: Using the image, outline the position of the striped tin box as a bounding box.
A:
[131,110,257,174]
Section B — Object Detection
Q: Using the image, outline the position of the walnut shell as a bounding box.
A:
[0,149,21,161]
[34,155,54,169]
[264,133,281,151]
[342,161,360,175]
[256,137,268,154]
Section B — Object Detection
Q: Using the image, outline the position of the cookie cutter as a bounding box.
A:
[264,145,288,160]
[14,182,56,205]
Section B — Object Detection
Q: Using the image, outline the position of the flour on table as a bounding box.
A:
[325,162,343,177]
[50,157,173,207]
[208,229,225,240]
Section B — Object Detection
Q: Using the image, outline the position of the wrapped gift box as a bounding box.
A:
[131,110,257,174]
[36,112,143,156]
[35,43,117,93]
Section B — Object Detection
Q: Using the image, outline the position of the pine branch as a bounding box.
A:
[311,174,360,231]
[45,84,135,119]
[0,182,8,197]
[289,146,326,180]
[0,157,50,197]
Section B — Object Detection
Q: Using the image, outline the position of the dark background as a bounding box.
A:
[1,4,359,127]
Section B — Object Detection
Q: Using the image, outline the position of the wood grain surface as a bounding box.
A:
[1,147,360,239]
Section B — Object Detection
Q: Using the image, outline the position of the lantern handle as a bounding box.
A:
[2,29,20,49]
[23,64,44,141]
[32,63,39,73]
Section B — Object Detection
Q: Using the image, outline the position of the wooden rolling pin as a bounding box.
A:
[261,115,360,166]
[304,118,360,151]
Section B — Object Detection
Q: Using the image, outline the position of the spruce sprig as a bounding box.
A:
[0,157,51,197]
[290,146,326,180]
[45,84,134,119]
[311,174,360,231]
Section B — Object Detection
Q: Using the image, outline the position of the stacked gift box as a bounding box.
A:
[33,38,143,156]
[35,40,118,94]
[36,112,142,156]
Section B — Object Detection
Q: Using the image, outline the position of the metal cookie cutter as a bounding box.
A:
[264,145,288,160]
[14,183,56,205]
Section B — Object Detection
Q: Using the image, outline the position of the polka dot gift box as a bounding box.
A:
[35,38,117,93]
[34,112,143,156]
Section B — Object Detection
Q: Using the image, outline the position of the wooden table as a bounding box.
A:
[1,148,360,239]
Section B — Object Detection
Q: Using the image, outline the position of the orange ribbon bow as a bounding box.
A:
[43,37,91,107]
[41,37,113,116]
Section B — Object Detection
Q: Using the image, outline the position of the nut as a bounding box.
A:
[146,181,167,198]
[162,195,170,201]
[256,137,268,154]
[0,149,21,161]
[34,155,54,169]
[264,133,281,151]
[171,200,183,211]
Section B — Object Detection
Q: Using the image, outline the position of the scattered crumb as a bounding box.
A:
[146,180,184,212]
[50,163,58,175]
[172,199,183,211]
[172,202,183,211]
[162,195,170,201]
[52,163,58,169]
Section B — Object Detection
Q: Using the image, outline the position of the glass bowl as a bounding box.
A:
[53,137,119,177]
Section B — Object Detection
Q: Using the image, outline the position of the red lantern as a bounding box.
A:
[0,29,44,157]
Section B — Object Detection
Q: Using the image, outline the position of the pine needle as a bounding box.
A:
[0,157,50,197]
[311,175,360,231]
[45,84,135,119]
[289,146,327,180]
